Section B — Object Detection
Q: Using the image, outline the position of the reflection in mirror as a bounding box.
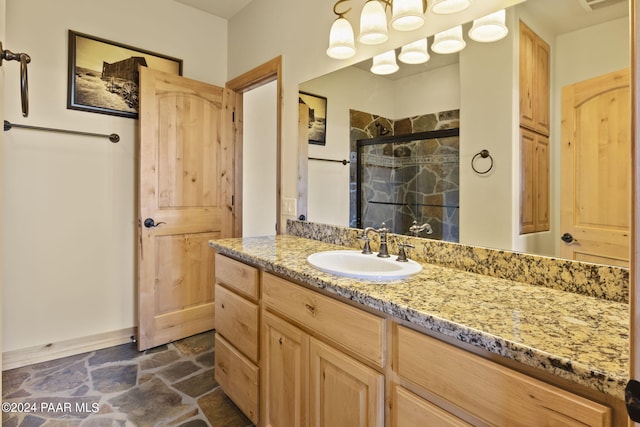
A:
[299,0,630,265]
[357,127,461,241]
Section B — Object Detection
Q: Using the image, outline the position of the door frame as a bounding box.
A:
[226,56,283,235]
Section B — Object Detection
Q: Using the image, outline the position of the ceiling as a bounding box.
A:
[172,0,627,27]
[173,0,255,19]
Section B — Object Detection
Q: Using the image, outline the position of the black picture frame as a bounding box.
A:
[299,91,327,145]
[67,30,183,119]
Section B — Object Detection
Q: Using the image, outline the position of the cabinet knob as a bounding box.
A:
[218,362,227,375]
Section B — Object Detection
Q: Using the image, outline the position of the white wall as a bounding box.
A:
[3,0,227,353]
[243,80,278,236]
[459,17,516,250]
[394,63,461,118]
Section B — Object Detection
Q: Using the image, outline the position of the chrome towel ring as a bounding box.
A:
[471,149,494,175]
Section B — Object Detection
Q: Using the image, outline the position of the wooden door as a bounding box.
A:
[561,68,630,267]
[137,67,236,350]
[262,311,308,427]
[309,337,384,427]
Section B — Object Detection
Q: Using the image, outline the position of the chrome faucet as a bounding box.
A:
[364,222,390,258]
[409,220,433,236]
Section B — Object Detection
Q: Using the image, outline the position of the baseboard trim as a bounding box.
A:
[2,327,138,371]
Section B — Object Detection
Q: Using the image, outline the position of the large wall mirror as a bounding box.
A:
[299,0,630,267]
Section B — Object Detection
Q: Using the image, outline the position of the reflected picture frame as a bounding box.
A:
[299,91,327,145]
[67,30,183,119]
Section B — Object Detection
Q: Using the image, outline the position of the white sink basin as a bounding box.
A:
[306,250,422,280]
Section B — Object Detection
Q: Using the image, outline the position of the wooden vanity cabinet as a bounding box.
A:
[394,324,612,427]
[262,272,385,427]
[212,253,621,427]
[214,254,260,424]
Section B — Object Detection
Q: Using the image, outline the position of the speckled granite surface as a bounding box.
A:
[287,220,630,303]
[208,234,629,400]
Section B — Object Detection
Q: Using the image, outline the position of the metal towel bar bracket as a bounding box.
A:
[4,120,120,143]
[1,41,31,117]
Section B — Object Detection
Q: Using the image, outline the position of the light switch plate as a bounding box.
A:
[282,198,297,216]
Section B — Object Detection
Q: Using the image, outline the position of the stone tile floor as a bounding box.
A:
[2,330,253,426]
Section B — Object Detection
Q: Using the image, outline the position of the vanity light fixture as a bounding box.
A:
[398,38,430,64]
[327,0,429,59]
[371,50,400,74]
[468,9,508,42]
[431,25,466,54]
[431,0,471,14]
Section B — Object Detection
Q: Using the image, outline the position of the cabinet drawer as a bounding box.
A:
[263,272,385,369]
[215,333,259,425]
[392,384,472,427]
[215,253,259,300]
[215,284,259,362]
[395,325,612,427]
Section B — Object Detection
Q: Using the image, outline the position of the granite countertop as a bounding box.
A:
[208,234,629,400]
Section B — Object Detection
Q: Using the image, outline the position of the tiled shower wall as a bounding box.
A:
[350,109,460,241]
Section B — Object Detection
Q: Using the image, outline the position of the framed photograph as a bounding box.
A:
[299,91,327,145]
[67,30,183,119]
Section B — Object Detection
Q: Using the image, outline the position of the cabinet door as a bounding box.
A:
[215,334,259,424]
[262,311,308,427]
[215,284,259,362]
[519,20,536,131]
[519,20,550,136]
[534,38,550,134]
[309,338,384,427]
[520,128,550,234]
